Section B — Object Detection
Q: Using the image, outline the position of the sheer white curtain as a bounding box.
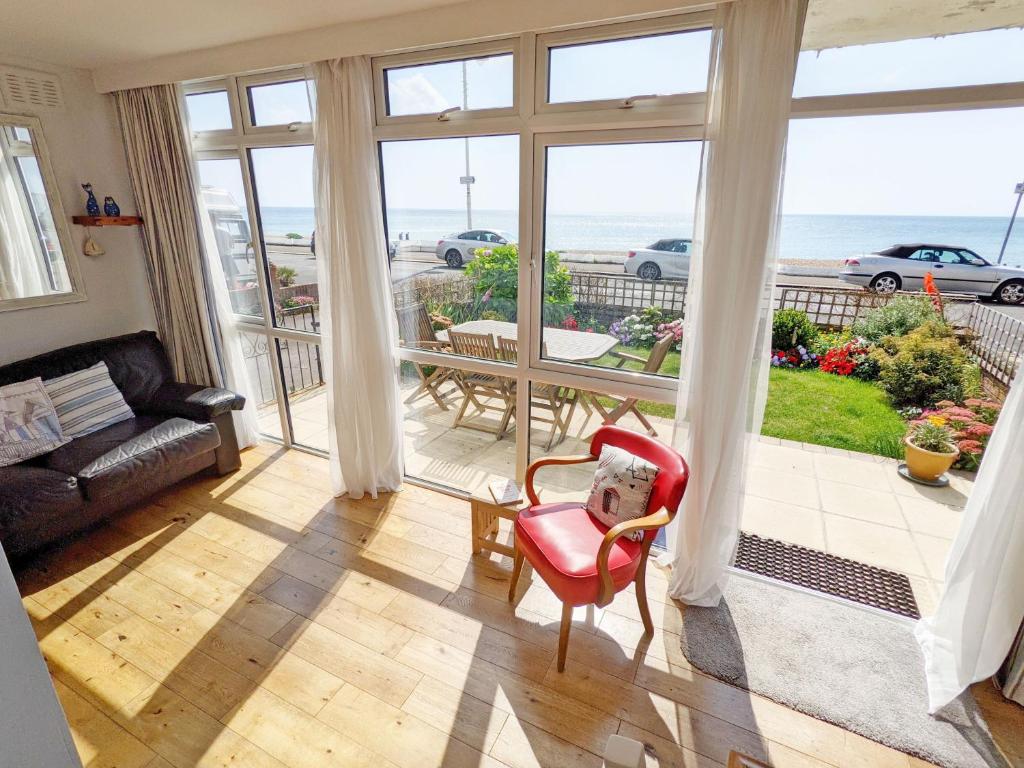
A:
[310,57,403,499]
[667,0,807,606]
[0,137,50,301]
[915,372,1024,713]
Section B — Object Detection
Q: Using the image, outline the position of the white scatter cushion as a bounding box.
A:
[585,444,660,541]
[0,377,70,467]
[43,362,134,439]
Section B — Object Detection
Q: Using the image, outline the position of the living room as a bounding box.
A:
[1,1,1023,767]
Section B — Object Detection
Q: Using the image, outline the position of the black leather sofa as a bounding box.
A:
[0,331,245,558]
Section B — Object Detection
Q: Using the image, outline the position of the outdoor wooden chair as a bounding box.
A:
[395,303,457,410]
[497,337,579,450]
[583,333,676,436]
[449,331,516,439]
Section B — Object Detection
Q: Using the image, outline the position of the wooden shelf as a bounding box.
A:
[72,215,143,227]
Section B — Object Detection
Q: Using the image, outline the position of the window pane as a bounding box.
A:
[247,80,312,126]
[548,30,712,104]
[385,54,514,116]
[15,156,71,293]
[244,332,285,442]
[794,29,1024,98]
[540,142,699,377]
[277,336,327,451]
[381,135,520,363]
[400,360,516,493]
[248,145,317,325]
[197,158,261,317]
[185,90,233,132]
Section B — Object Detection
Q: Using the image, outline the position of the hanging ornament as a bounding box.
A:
[82,226,105,257]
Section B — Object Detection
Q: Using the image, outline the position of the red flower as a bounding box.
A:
[957,439,983,455]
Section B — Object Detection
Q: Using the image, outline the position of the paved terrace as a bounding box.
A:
[260,383,971,617]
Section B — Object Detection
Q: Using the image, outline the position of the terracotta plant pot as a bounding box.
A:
[904,437,958,483]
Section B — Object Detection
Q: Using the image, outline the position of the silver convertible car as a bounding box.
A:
[839,244,1024,304]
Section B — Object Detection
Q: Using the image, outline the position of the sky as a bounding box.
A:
[187,27,1024,220]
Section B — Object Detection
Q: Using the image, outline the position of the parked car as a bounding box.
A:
[435,230,514,268]
[839,243,1024,304]
[623,238,692,280]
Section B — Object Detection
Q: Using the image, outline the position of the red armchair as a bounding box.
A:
[507,425,689,672]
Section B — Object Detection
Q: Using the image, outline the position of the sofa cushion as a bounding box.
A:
[43,416,221,500]
[0,465,84,541]
[0,377,70,468]
[44,362,135,439]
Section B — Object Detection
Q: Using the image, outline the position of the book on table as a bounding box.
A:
[488,478,522,506]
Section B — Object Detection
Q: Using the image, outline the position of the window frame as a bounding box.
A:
[183,79,241,142]
[237,69,314,137]
[534,14,714,118]
[372,38,521,127]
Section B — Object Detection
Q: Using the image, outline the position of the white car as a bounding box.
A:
[435,229,514,268]
[623,238,692,280]
[839,243,1024,304]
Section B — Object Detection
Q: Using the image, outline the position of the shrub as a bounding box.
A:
[772,309,818,351]
[465,244,572,323]
[275,265,298,286]
[871,322,973,407]
[851,296,939,343]
[284,232,303,240]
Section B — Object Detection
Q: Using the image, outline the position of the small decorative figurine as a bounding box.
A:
[82,183,100,216]
[103,196,121,216]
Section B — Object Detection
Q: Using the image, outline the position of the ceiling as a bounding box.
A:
[0,0,1022,73]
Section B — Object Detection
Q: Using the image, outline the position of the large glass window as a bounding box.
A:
[384,54,514,117]
[793,28,1024,98]
[539,141,700,376]
[547,29,712,104]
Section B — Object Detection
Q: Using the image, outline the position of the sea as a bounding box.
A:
[260,207,1024,265]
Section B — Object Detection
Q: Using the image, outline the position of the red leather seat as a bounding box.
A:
[507,425,689,672]
[514,503,642,606]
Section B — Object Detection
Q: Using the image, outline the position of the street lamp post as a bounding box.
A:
[997,181,1024,265]
[461,60,473,230]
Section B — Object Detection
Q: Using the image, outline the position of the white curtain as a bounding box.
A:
[667,0,807,606]
[915,372,1024,713]
[310,57,403,499]
[0,134,50,301]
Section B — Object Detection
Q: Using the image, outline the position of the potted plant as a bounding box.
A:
[904,420,958,483]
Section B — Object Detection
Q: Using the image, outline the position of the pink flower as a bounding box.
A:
[957,439,983,455]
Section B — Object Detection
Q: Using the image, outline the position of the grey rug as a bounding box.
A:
[679,576,1007,768]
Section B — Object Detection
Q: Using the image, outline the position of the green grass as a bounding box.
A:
[761,368,907,458]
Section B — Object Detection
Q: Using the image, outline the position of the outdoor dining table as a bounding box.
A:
[435,319,619,362]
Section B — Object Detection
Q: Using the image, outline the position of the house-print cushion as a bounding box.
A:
[0,377,70,467]
[44,362,135,439]
[585,444,660,541]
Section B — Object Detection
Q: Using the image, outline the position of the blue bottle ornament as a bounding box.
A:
[103,197,121,216]
[82,183,100,216]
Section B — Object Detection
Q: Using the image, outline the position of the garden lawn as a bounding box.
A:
[761,368,906,458]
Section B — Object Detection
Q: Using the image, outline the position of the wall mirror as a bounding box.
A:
[0,113,83,312]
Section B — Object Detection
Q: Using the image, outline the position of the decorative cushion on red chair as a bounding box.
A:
[514,502,643,606]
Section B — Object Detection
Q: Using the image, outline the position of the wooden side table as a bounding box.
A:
[469,489,524,558]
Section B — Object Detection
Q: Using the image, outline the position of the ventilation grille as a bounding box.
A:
[0,68,65,111]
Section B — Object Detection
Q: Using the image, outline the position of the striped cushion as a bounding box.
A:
[44,362,135,439]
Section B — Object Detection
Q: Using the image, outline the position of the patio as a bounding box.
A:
[259,380,970,617]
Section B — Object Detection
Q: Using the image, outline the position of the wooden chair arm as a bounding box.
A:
[611,350,648,368]
[523,454,596,506]
[595,508,671,607]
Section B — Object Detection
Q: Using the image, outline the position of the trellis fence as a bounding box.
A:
[961,303,1024,391]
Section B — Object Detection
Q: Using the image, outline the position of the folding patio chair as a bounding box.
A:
[449,331,516,439]
[496,337,579,450]
[582,333,676,436]
[395,303,457,410]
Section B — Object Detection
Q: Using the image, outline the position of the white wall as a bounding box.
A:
[0,57,155,366]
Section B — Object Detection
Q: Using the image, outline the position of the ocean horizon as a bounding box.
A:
[259,207,1024,265]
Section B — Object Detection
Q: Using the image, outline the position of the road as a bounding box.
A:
[259,244,1024,322]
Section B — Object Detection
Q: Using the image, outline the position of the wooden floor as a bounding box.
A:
[15,444,1023,768]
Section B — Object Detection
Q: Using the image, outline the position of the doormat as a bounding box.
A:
[734,532,920,619]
